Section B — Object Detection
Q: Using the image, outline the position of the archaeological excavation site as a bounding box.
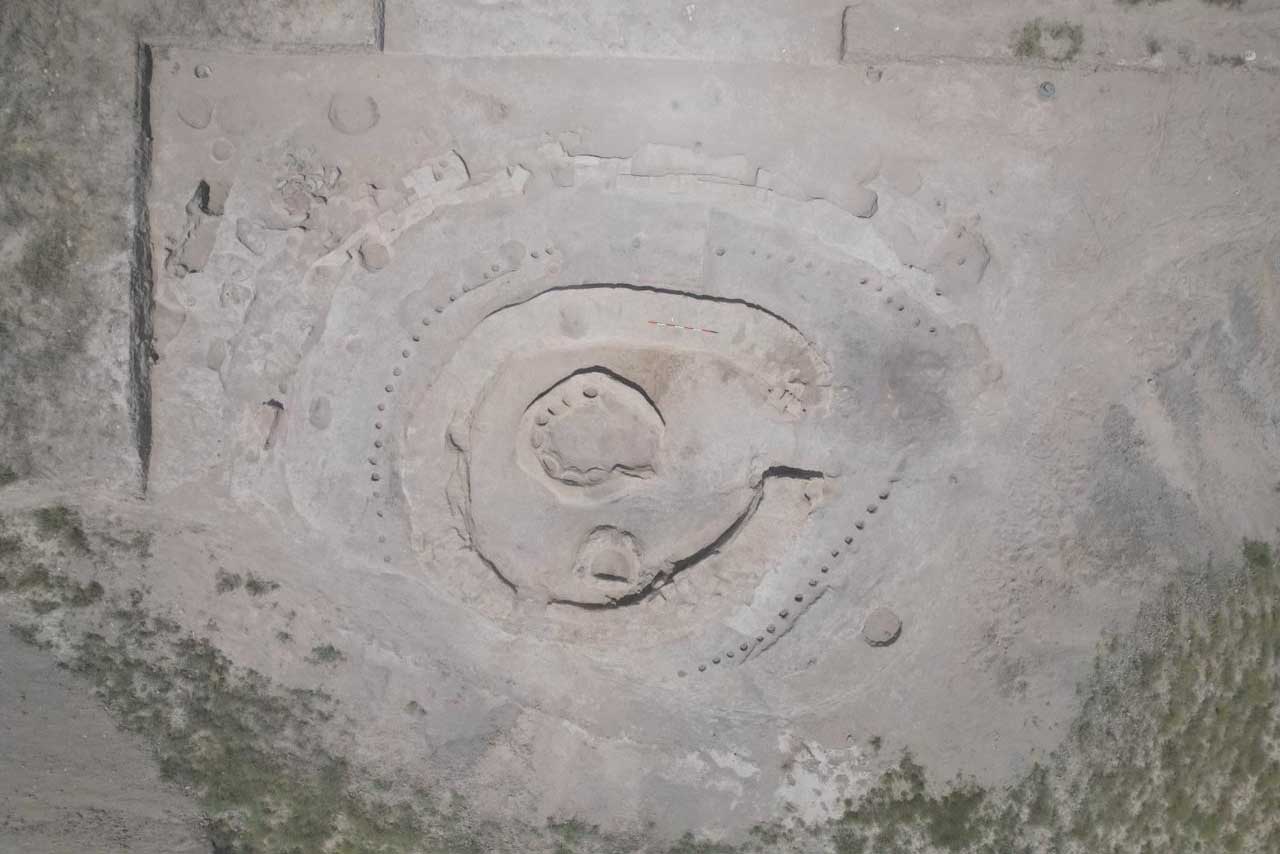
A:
[2,1,1280,852]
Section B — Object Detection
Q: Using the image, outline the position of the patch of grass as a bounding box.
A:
[215,569,242,593]
[0,464,19,486]
[1048,537,1280,852]
[33,506,72,537]
[152,615,182,634]
[32,505,90,552]
[0,52,101,471]
[746,822,789,846]
[1209,52,1249,66]
[307,643,346,665]
[17,218,75,293]
[1013,18,1085,62]
[827,538,1280,852]
[244,573,279,597]
[9,501,1280,854]
[1023,763,1055,827]
[1244,537,1273,569]
[666,832,743,854]
[1046,21,1085,62]
[1,560,103,610]
[1013,21,1043,58]
[13,565,52,590]
[549,817,599,853]
[95,527,154,558]
[832,753,997,854]
[130,531,154,558]
[276,630,293,643]
[63,624,491,854]
[111,603,182,643]
[64,579,104,606]
[10,622,44,646]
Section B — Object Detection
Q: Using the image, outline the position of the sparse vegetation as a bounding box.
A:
[16,218,75,294]
[1013,21,1043,59]
[10,621,47,647]
[550,817,599,854]
[64,578,105,606]
[215,569,243,593]
[1013,19,1085,62]
[1146,36,1162,55]
[30,597,62,614]
[0,561,104,614]
[1045,21,1085,62]
[66,621,482,854]
[832,753,998,854]
[0,463,19,486]
[1243,539,1272,567]
[13,557,476,854]
[0,533,21,559]
[1118,0,1240,8]
[1209,52,1249,67]
[32,504,90,552]
[216,570,279,596]
[245,572,280,597]
[0,8,108,484]
[307,643,346,665]
[829,537,1280,852]
[665,833,742,854]
[4,503,1280,854]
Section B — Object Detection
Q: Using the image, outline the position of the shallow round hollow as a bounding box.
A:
[862,607,903,647]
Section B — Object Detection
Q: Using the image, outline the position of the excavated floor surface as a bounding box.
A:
[2,0,1279,849]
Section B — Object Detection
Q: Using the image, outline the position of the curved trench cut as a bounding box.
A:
[550,465,829,609]
[403,285,833,606]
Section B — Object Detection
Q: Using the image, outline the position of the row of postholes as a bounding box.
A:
[681,475,905,679]
[352,239,940,674]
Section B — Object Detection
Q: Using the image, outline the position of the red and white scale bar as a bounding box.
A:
[646,320,719,335]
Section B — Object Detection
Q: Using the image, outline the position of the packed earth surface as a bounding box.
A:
[2,1,1280,852]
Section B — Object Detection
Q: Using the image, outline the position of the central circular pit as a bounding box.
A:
[406,286,833,606]
[520,368,663,497]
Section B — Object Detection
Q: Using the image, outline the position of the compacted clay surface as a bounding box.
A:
[134,45,1280,831]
